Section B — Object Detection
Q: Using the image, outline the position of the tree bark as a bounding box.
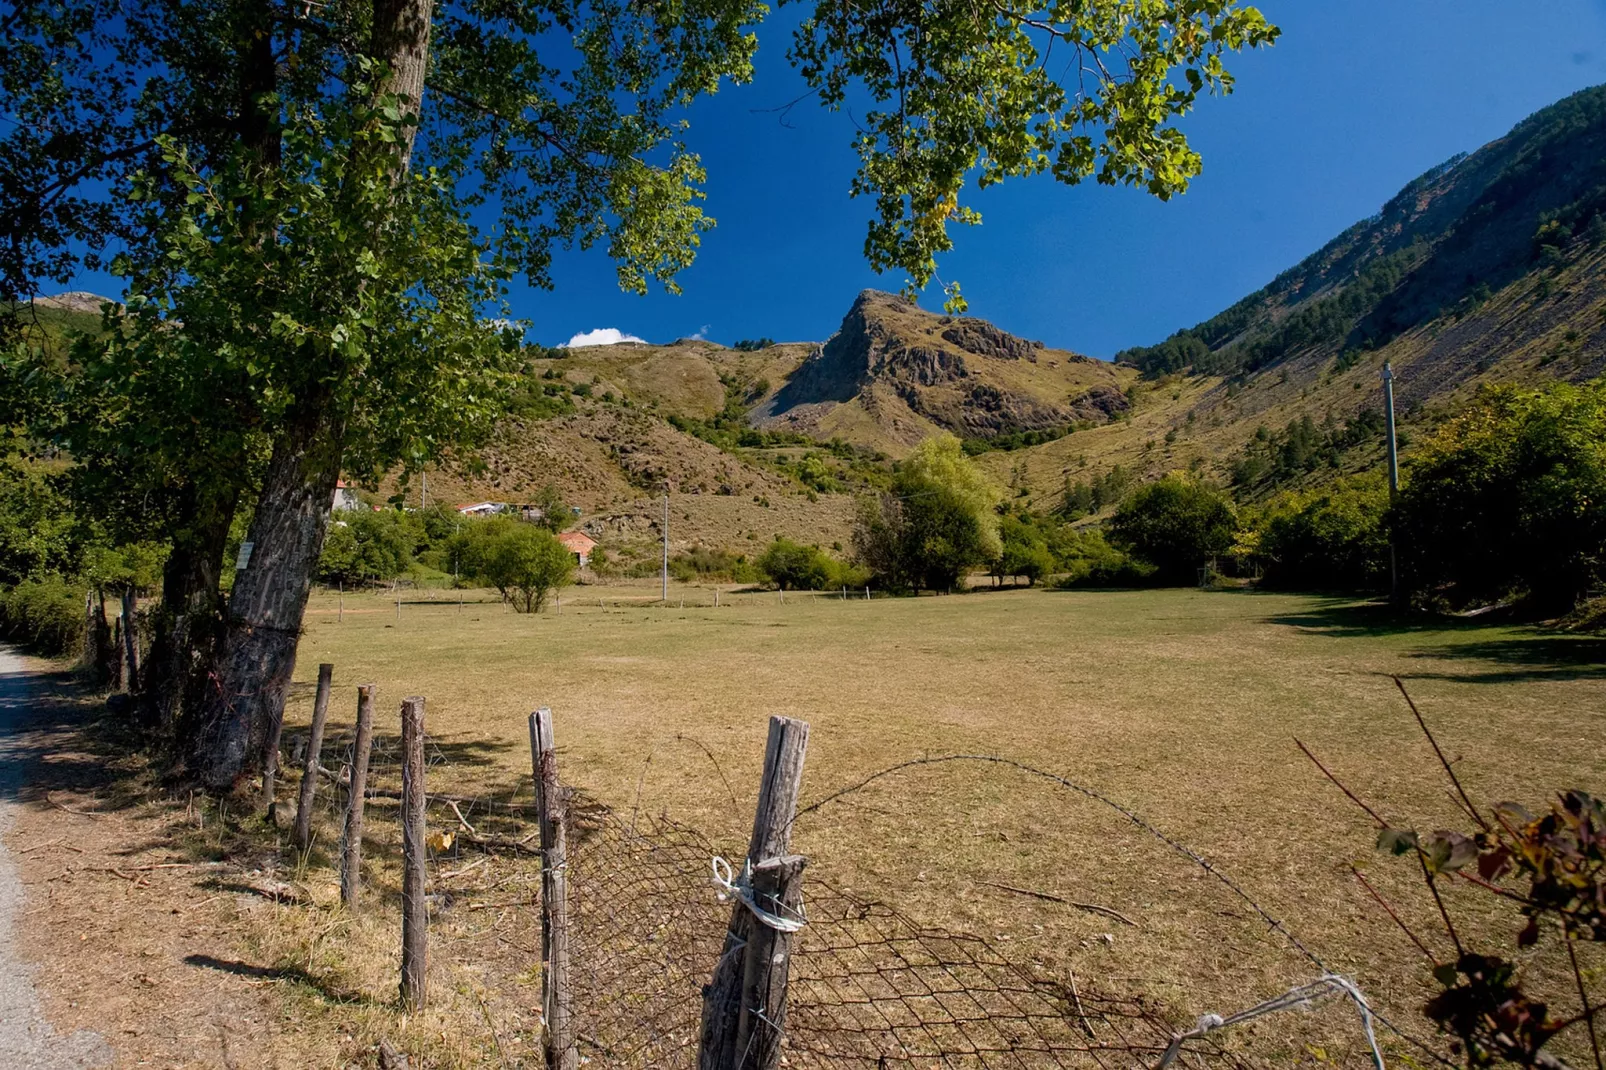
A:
[194,406,346,791]
[143,484,238,734]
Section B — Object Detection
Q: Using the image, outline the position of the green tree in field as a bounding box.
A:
[2,0,1277,787]
[1254,475,1390,592]
[317,511,416,587]
[991,514,1055,586]
[1106,475,1236,585]
[1396,381,1606,613]
[758,538,835,591]
[457,519,574,614]
[855,434,1002,591]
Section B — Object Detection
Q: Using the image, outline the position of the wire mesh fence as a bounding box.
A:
[283,697,1410,1070]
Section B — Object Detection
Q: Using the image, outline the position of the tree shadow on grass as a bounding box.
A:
[182,953,379,1007]
[1261,598,1606,683]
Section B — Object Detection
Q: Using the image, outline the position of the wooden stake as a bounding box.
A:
[400,695,428,1010]
[119,589,140,691]
[340,684,376,909]
[530,709,577,1070]
[698,716,810,1070]
[338,580,344,623]
[292,664,335,851]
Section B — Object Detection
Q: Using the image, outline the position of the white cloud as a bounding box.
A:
[689,323,711,341]
[564,327,646,348]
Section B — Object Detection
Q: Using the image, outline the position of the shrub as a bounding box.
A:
[0,576,85,657]
[990,514,1054,586]
[670,546,761,584]
[1106,476,1236,585]
[1051,530,1155,587]
[1255,475,1390,591]
[758,538,836,591]
[319,509,415,585]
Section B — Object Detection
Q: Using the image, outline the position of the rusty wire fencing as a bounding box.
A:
[281,692,1412,1070]
[558,805,1253,1069]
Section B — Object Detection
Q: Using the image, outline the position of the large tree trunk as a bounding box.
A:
[193,406,346,791]
[189,0,434,792]
[143,484,239,735]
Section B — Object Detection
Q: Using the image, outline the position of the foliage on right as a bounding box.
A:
[1395,381,1606,615]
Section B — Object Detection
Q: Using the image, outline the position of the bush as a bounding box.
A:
[1051,530,1155,587]
[0,576,85,657]
[318,509,415,585]
[670,546,761,584]
[453,518,574,612]
[1106,476,1236,585]
[1255,475,1390,591]
[758,538,836,591]
[1396,381,1606,612]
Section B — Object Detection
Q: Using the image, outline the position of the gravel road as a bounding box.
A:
[0,647,110,1068]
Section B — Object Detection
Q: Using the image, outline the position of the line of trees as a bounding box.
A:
[841,380,1606,618]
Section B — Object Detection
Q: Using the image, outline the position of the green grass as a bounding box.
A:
[285,583,1606,1065]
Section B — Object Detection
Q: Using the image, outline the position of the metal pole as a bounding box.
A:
[662,485,670,604]
[1382,361,1401,606]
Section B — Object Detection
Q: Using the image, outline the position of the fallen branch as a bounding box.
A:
[45,792,105,819]
[458,831,541,856]
[437,857,489,881]
[976,880,1138,927]
[447,799,479,836]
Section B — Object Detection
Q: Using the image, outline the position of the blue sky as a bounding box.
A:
[512,1,1606,355]
[57,2,1606,356]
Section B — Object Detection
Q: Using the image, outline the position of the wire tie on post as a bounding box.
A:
[711,856,807,933]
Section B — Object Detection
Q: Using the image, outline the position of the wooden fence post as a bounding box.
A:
[698,716,810,1070]
[81,592,101,677]
[400,695,428,1010]
[292,664,335,851]
[119,589,140,690]
[340,684,376,909]
[530,709,577,1070]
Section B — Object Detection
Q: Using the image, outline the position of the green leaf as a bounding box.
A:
[1376,827,1418,855]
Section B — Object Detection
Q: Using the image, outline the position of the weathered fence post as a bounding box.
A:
[699,715,810,1070]
[81,593,102,678]
[400,695,428,1010]
[118,588,140,690]
[340,684,376,909]
[292,664,335,850]
[530,709,577,1070]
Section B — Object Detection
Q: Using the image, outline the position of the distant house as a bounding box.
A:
[332,479,364,512]
[556,530,597,568]
[457,501,551,523]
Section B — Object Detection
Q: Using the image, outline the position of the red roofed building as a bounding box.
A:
[556,530,597,568]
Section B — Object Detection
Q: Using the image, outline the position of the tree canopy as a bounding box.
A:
[1105,474,1235,584]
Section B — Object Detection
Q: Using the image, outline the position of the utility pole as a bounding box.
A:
[1382,361,1401,607]
[662,483,670,604]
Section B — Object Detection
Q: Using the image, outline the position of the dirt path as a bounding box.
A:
[0,647,111,1068]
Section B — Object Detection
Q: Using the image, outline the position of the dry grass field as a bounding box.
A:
[283,582,1606,1065]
